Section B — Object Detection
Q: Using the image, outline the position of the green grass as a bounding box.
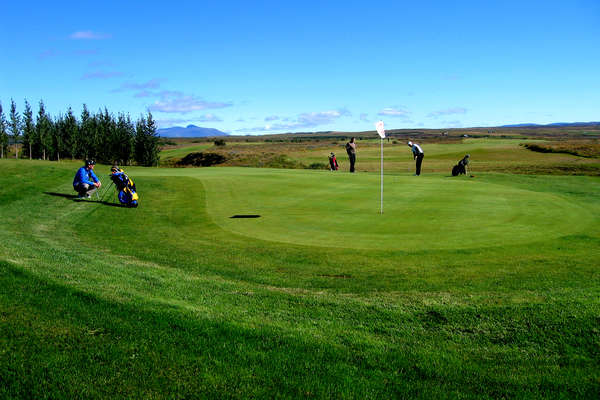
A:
[159,143,213,162]
[1,154,599,398]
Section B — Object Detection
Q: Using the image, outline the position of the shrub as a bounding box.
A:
[307,162,328,170]
[176,152,227,167]
[214,139,226,146]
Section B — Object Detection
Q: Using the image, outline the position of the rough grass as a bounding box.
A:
[161,138,600,176]
[1,157,599,399]
[523,140,600,158]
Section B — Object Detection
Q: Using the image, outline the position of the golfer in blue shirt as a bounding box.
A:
[73,160,101,198]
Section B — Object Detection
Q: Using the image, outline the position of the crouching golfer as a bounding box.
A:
[407,141,424,176]
[73,159,101,198]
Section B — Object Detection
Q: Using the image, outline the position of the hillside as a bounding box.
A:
[158,124,228,138]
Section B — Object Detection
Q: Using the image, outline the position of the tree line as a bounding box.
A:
[0,99,160,166]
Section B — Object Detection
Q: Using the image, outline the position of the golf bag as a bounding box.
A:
[328,153,339,171]
[110,169,139,207]
[451,154,470,176]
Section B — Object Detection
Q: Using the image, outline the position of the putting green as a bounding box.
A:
[186,168,592,251]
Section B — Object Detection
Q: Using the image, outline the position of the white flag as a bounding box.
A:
[375,120,385,138]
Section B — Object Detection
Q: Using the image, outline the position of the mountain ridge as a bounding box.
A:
[158,124,228,137]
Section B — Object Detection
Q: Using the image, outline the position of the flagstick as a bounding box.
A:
[380,138,383,214]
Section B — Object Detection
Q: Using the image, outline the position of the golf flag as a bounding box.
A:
[375,121,385,214]
[376,120,385,138]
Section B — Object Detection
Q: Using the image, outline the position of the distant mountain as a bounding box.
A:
[158,125,228,137]
[501,122,600,128]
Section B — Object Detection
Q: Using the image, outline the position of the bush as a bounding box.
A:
[264,154,304,169]
[176,152,227,167]
[214,139,226,146]
[307,162,328,170]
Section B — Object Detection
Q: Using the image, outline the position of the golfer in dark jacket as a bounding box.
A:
[408,141,424,175]
[346,137,357,173]
[73,160,101,198]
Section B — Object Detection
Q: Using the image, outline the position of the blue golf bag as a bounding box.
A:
[110,168,139,207]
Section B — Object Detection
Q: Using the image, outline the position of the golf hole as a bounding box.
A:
[230,215,261,218]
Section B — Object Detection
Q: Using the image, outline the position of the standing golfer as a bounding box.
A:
[407,141,424,175]
[73,159,101,198]
[346,137,357,173]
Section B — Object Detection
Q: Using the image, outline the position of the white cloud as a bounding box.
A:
[378,107,411,118]
[198,114,222,122]
[156,118,190,128]
[156,114,221,128]
[440,120,463,128]
[114,79,163,92]
[147,92,232,114]
[134,91,154,98]
[70,31,112,40]
[427,107,467,118]
[81,71,123,79]
[237,108,351,134]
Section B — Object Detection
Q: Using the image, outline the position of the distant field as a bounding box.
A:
[1,152,599,398]
[162,137,600,175]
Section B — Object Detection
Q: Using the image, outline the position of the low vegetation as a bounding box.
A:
[176,152,227,167]
[523,140,600,158]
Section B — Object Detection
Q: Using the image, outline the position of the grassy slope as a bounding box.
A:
[1,158,599,399]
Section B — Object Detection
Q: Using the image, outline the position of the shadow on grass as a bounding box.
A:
[43,191,125,208]
[0,262,403,398]
[0,261,595,398]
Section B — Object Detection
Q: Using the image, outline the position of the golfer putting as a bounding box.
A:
[407,141,424,176]
[73,160,101,198]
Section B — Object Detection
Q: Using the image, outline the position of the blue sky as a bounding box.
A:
[1,0,598,135]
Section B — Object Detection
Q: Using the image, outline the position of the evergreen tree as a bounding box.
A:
[97,107,116,163]
[79,104,93,160]
[134,115,147,165]
[134,112,160,166]
[8,99,21,159]
[0,103,7,158]
[116,113,135,166]
[35,100,53,160]
[53,114,65,161]
[22,100,35,160]
[63,107,79,160]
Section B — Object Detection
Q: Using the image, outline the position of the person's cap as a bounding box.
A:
[407,141,413,146]
[85,159,95,166]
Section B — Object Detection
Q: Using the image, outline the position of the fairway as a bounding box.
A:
[1,158,599,399]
